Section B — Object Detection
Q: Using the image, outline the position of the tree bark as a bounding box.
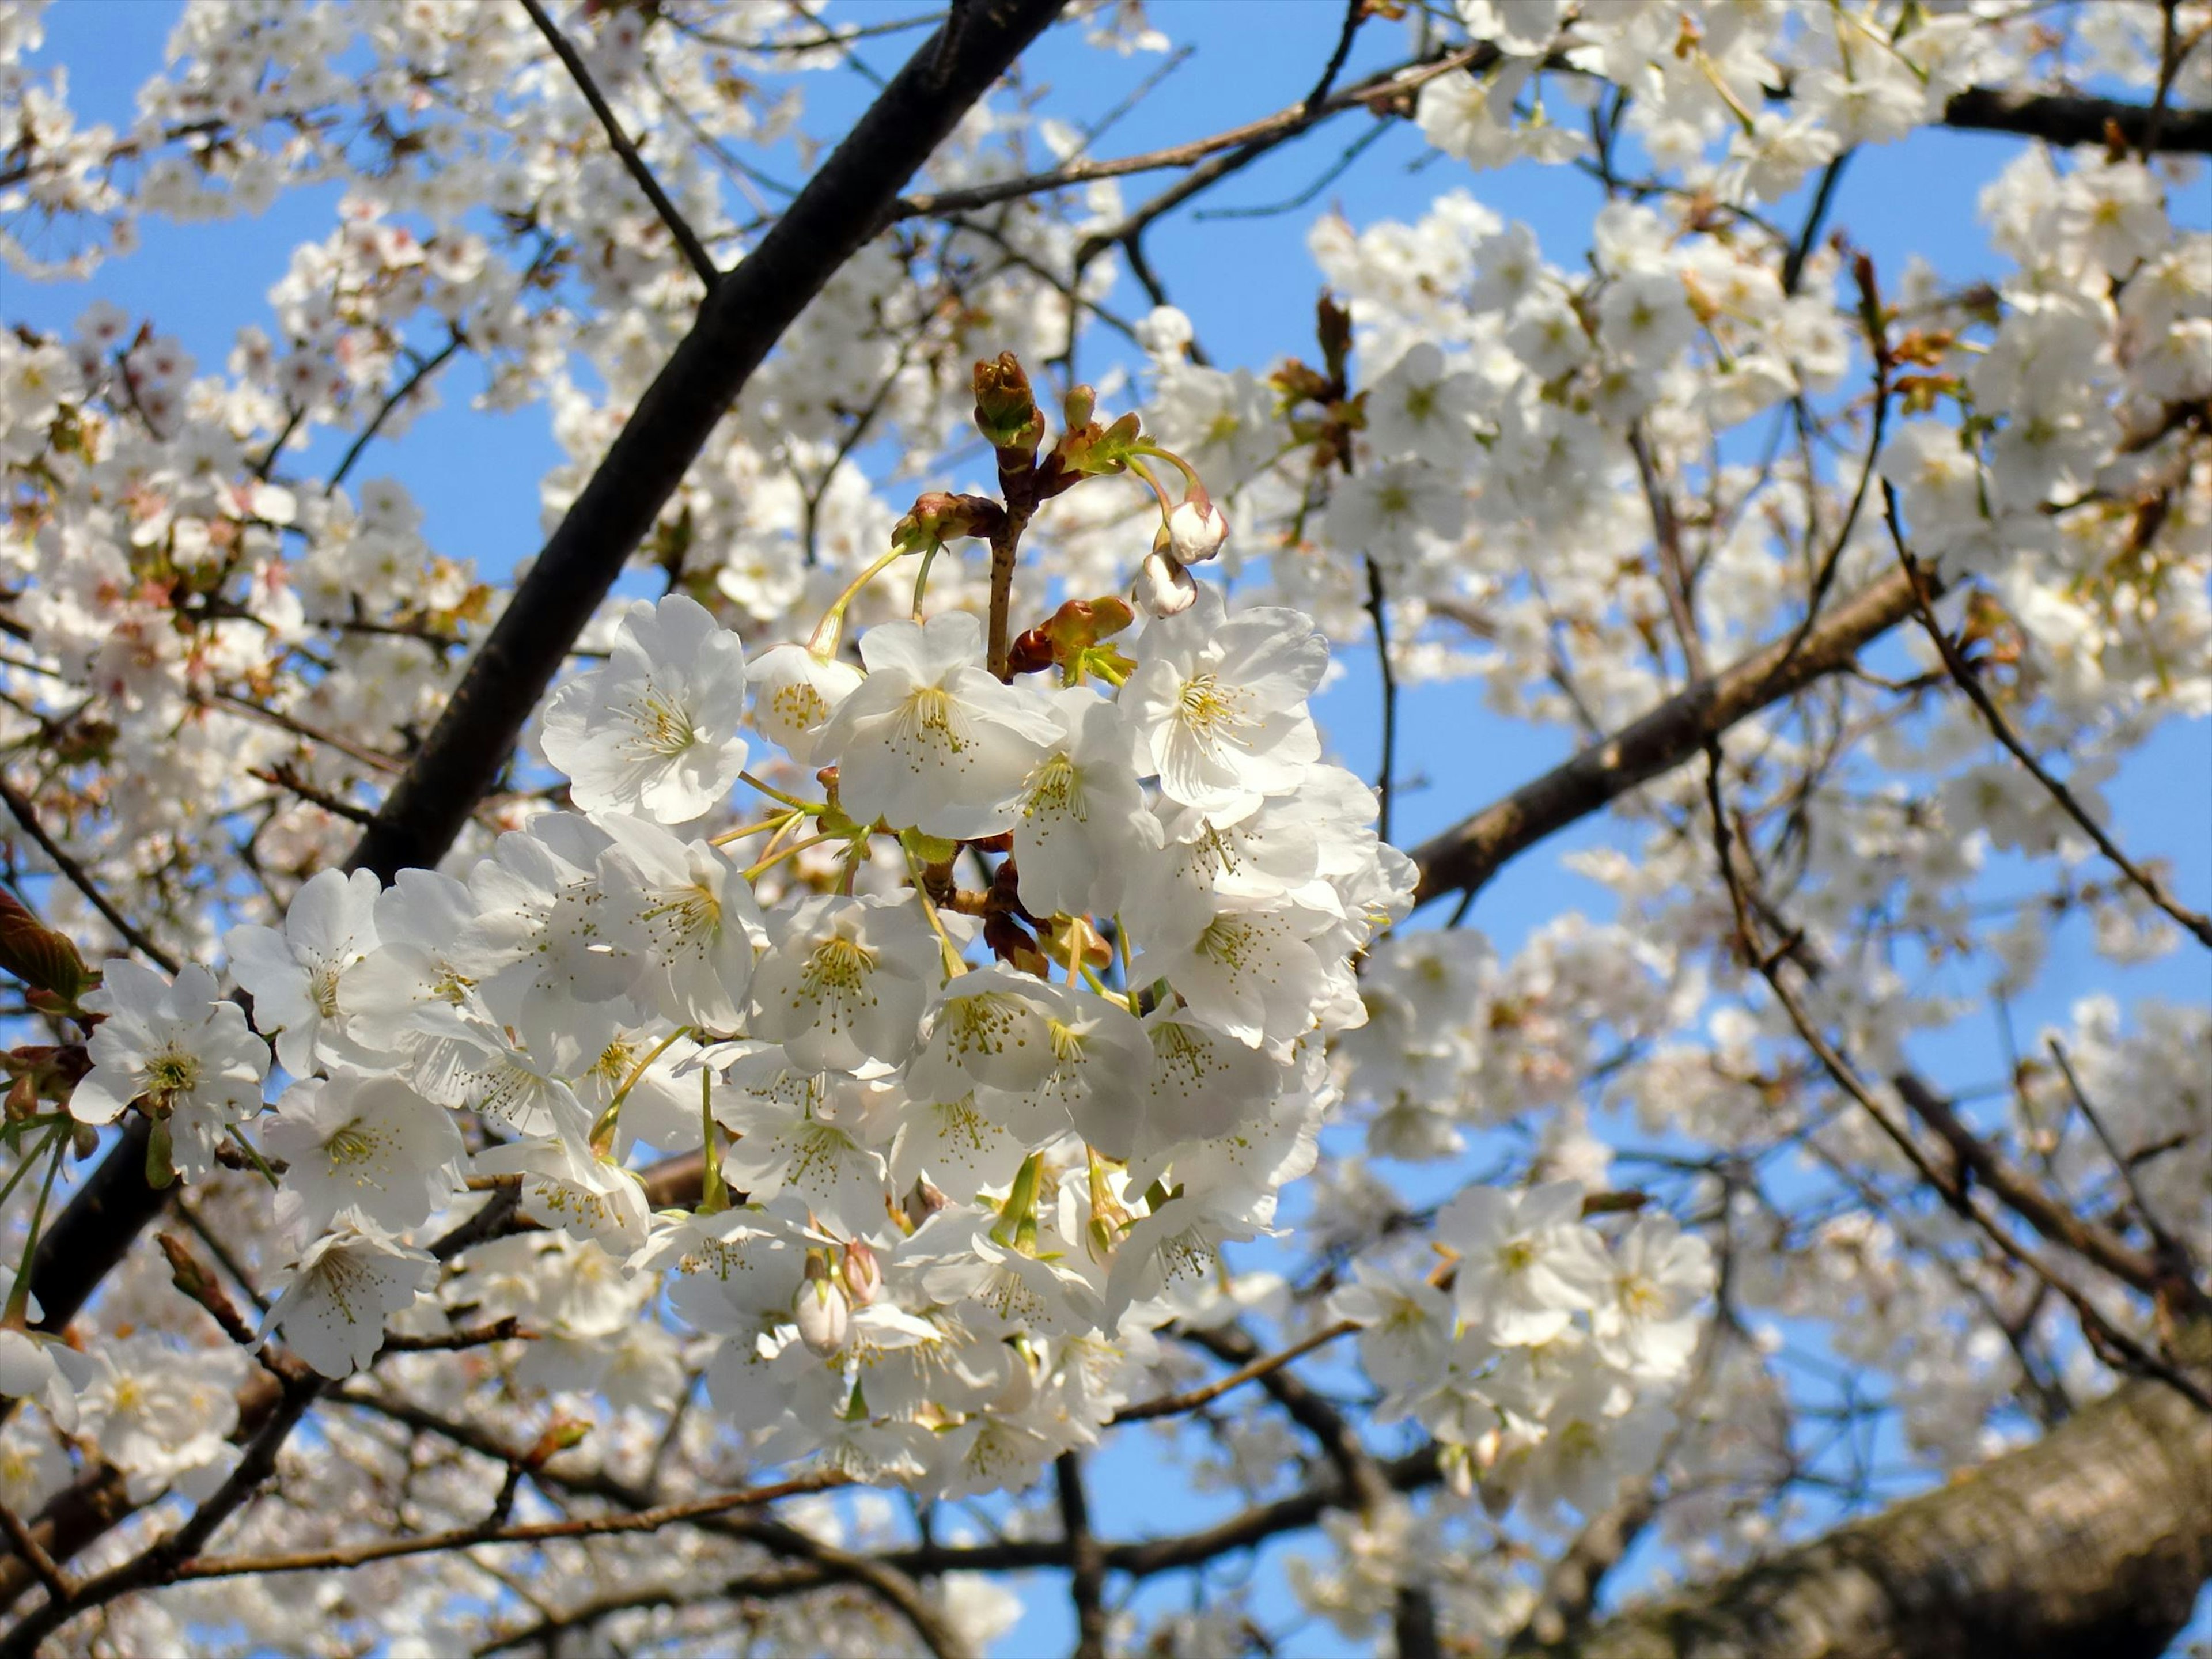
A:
[1559,1368,2212,1659]
[1940,88,2212,154]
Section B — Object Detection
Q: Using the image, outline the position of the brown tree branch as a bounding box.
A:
[1408,566,1922,906]
[349,0,1064,884]
[156,1472,843,1581]
[896,70,2211,240]
[1108,1319,1355,1424]
[1054,1453,1108,1659]
[1884,495,2212,948]
[1940,85,2212,152]
[1558,1350,2212,1659]
[891,46,1493,224]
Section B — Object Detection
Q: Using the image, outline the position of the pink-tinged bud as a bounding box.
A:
[1438,1442,1477,1499]
[842,1237,883,1306]
[901,1177,949,1230]
[1132,549,1197,618]
[1166,495,1228,564]
[795,1255,850,1355]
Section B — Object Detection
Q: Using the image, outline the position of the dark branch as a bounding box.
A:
[1054,1453,1108,1659]
[349,0,1062,884]
[1940,85,2212,153]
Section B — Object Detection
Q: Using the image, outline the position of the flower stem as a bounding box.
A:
[808,543,912,656]
[3,1128,66,1324]
[592,1026,695,1156]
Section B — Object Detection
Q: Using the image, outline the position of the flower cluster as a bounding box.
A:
[0,1,2207,1652]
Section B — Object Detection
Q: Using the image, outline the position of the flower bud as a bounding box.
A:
[1134,305,1193,360]
[842,1237,883,1306]
[972,352,1045,455]
[901,1176,950,1230]
[795,1255,851,1355]
[1132,549,1196,618]
[891,490,1005,555]
[1166,495,1228,564]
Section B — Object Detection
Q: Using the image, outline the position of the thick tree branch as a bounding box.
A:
[1559,1350,2212,1659]
[1940,85,2212,152]
[1054,1453,1108,1659]
[1408,566,1921,906]
[349,0,1063,885]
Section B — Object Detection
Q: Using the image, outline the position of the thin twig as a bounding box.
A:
[892,46,1492,223]
[1702,751,2212,1412]
[0,1501,69,1607]
[1881,488,2212,949]
[516,0,719,289]
[0,778,179,972]
[164,1472,844,1581]
[203,692,407,775]
[2047,1037,2195,1278]
[1782,151,1850,295]
[1302,0,1368,112]
[1363,556,1398,846]
[1111,1320,1357,1425]
[325,331,465,494]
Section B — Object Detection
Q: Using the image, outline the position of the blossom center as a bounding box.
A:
[1174,673,1250,752]
[626,684,700,759]
[1025,752,1077,817]
[770,681,830,729]
[900,684,969,755]
[144,1046,202,1102]
[327,1123,377,1168]
[645,885,721,951]
[938,994,1026,1059]
[801,934,877,1000]
[309,959,343,1019]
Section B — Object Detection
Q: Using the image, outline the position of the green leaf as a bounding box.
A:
[899,827,960,866]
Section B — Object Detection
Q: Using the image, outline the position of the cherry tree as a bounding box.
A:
[0,1,2208,1654]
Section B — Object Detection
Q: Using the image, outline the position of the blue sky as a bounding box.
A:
[11,2,2211,1653]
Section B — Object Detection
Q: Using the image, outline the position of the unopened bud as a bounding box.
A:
[842,1237,882,1306]
[1006,626,1056,677]
[1132,549,1197,618]
[892,490,1003,555]
[1166,495,1228,564]
[795,1255,851,1355]
[973,352,1045,454]
[902,1176,950,1230]
[1438,1442,1476,1499]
